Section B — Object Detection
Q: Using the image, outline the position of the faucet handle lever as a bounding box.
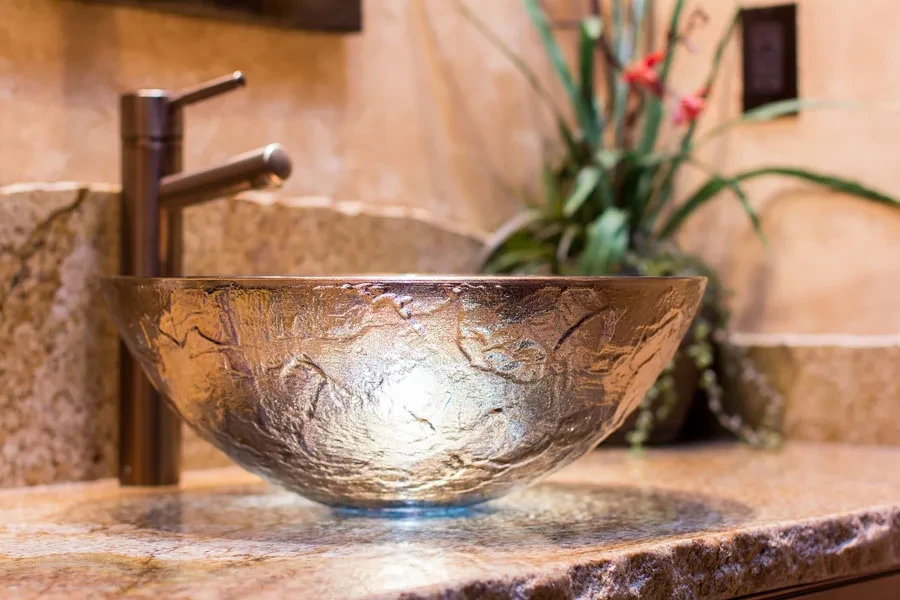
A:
[170,71,246,109]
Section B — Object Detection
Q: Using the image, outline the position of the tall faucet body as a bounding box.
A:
[118,72,291,486]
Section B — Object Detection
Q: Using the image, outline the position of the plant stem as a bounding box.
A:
[449,0,571,131]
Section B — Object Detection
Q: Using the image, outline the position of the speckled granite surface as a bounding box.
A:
[1,442,898,599]
[0,183,120,486]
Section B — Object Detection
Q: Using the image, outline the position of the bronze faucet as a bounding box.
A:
[118,72,292,486]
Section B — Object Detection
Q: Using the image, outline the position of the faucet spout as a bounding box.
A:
[159,143,292,211]
[119,72,292,488]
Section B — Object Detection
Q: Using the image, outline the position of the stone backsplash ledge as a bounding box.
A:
[724,332,900,446]
[0,182,486,488]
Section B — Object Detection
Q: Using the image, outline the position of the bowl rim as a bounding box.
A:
[102,274,707,286]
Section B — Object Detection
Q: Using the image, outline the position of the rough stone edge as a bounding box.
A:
[730,332,900,348]
[234,190,490,243]
[398,507,900,599]
[0,182,489,245]
[0,182,119,196]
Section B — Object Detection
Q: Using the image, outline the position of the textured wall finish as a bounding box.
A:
[0,0,551,229]
[724,333,900,446]
[0,183,486,486]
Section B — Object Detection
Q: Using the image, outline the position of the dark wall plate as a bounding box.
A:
[81,0,362,33]
[741,4,797,113]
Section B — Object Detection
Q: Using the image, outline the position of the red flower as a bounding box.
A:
[622,51,666,96]
[673,87,709,126]
[643,50,665,68]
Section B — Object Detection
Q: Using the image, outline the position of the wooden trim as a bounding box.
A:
[735,568,900,599]
[79,0,362,33]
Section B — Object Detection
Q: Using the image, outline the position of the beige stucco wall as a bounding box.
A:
[0,0,555,228]
[661,0,900,335]
[1,0,898,334]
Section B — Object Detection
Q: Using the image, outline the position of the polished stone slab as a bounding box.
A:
[1,442,898,599]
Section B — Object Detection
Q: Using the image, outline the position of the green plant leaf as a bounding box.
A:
[482,222,557,273]
[748,167,900,206]
[450,0,579,157]
[563,166,602,217]
[596,149,624,170]
[658,166,900,239]
[644,8,740,230]
[721,175,765,243]
[630,0,648,51]
[522,0,598,146]
[477,210,544,270]
[634,152,676,168]
[534,221,564,241]
[615,157,658,221]
[744,98,852,122]
[612,0,645,149]
[636,0,685,154]
[576,208,630,275]
[630,0,685,233]
[556,118,581,162]
[541,164,562,214]
[659,163,765,243]
[556,223,581,265]
[578,16,604,143]
[485,245,555,273]
[643,99,857,231]
[700,99,854,142]
[515,260,554,275]
[611,76,631,147]
[612,0,624,47]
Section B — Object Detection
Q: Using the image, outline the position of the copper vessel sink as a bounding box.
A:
[102,275,705,510]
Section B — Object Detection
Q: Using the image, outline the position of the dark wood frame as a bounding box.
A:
[735,568,900,599]
[80,0,362,33]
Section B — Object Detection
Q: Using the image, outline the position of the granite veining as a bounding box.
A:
[0,183,120,487]
[0,183,486,487]
[0,442,898,599]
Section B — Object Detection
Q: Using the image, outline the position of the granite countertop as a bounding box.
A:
[1,442,898,599]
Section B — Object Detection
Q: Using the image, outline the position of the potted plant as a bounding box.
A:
[455,0,900,447]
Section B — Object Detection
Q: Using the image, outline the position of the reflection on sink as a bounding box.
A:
[67,480,752,553]
[16,477,748,598]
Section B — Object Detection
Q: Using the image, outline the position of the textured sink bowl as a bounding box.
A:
[102,276,705,509]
